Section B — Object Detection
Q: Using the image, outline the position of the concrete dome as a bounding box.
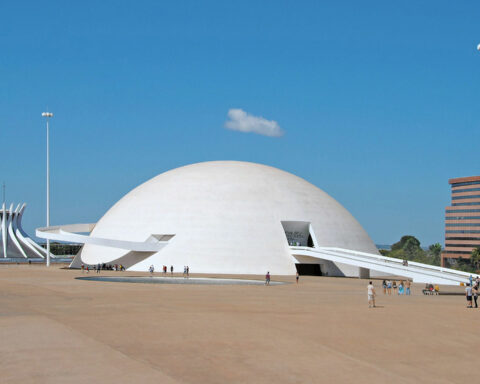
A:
[78,161,378,274]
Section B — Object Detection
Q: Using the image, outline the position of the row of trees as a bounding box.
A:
[380,235,480,273]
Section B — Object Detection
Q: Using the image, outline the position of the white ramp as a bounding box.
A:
[290,246,477,285]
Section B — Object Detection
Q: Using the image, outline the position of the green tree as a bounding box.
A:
[384,235,444,266]
[404,237,422,259]
[391,236,420,252]
[471,247,480,271]
[428,243,442,266]
[379,249,390,256]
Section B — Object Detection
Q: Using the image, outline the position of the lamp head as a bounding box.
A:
[42,112,53,117]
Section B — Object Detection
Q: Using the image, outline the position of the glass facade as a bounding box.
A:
[446,209,480,213]
[445,237,480,241]
[444,243,480,247]
[452,195,480,200]
[443,250,472,254]
[451,181,480,187]
[452,202,480,206]
[452,188,480,194]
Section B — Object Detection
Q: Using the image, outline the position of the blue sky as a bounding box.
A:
[1,1,479,246]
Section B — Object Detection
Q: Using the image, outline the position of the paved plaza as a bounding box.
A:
[0,265,474,384]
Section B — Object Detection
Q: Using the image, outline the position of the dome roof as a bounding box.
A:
[79,161,377,274]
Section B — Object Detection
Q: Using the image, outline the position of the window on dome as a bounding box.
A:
[281,221,316,248]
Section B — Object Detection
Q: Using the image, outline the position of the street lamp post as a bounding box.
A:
[42,111,53,267]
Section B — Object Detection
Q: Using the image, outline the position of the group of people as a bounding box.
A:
[423,283,440,295]
[381,279,411,295]
[265,271,300,285]
[465,275,480,308]
[368,279,413,308]
[81,263,125,273]
[148,265,190,277]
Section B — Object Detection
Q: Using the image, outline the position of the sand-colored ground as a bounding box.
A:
[0,265,474,384]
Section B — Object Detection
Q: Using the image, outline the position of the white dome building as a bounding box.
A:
[69,161,378,276]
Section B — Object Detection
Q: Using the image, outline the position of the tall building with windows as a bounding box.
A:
[442,176,480,266]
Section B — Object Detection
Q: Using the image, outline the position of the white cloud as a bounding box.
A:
[224,108,284,137]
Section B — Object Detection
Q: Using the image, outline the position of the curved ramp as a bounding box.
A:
[290,246,477,285]
[36,223,173,252]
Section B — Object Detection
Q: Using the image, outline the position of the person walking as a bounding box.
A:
[296,272,299,285]
[387,280,392,295]
[469,275,473,286]
[392,280,397,295]
[265,271,271,285]
[81,264,85,273]
[170,265,174,275]
[186,266,190,278]
[473,283,479,308]
[149,265,154,276]
[466,283,473,308]
[382,280,387,295]
[368,281,376,308]
[97,263,101,274]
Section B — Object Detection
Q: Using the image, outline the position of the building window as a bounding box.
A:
[445,244,480,247]
[446,209,480,213]
[452,195,480,200]
[452,202,480,206]
[452,188,480,194]
[446,230,480,234]
[443,250,472,254]
[452,181,480,187]
[446,237,480,241]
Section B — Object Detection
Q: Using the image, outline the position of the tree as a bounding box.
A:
[428,243,442,266]
[404,237,422,259]
[391,236,420,252]
[471,247,480,271]
[383,236,442,266]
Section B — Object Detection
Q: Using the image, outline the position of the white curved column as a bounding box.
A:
[14,204,45,259]
[1,203,6,258]
[16,204,48,258]
[8,203,27,258]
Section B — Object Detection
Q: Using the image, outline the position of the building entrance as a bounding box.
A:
[295,263,322,276]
